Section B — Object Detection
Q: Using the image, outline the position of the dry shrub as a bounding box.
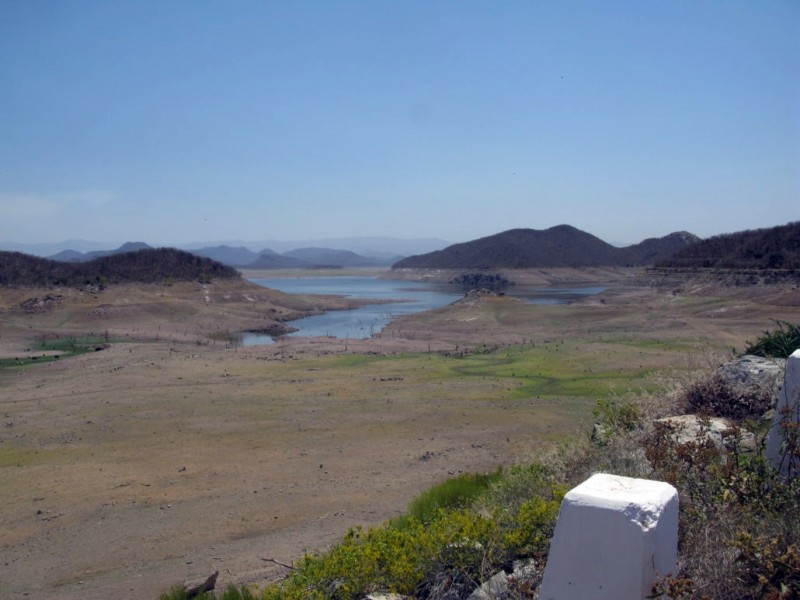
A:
[683,371,774,421]
[642,389,800,599]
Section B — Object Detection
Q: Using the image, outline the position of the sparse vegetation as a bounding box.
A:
[167,322,799,599]
[254,481,561,600]
[0,335,112,369]
[4,258,798,598]
[159,585,259,600]
[682,370,774,420]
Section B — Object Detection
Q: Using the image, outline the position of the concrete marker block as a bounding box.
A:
[538,473,678,600]
[767,348,800,478]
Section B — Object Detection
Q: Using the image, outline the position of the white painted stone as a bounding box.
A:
[538,473,678,600]
[767,349,800,478]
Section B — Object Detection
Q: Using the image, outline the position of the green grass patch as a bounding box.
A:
[602,338,700,352]
[404,469,503,524]
[0,335,115,370]
[436,344,662,400]
[159,585,259,600]
[0,446,58,468]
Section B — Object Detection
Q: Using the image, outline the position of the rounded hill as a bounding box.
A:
[0,247,240,287]
[393,225,699,269]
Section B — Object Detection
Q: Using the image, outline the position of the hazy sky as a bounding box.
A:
[1,1,798,247]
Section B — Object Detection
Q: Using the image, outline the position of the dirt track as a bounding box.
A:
[1,274,798,599]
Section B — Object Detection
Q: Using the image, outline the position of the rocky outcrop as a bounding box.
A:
[718,354,785,398]
[655,415,756,452]
[16,294,64,314]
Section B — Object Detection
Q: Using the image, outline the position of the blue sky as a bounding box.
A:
[1,1,798,247]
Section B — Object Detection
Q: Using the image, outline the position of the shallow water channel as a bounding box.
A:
[241,276,604,345]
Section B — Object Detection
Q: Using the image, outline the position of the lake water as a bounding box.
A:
[242,277,604,344]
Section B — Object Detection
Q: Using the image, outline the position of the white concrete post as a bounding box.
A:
[767,349,800,478]
[538,473,679,600]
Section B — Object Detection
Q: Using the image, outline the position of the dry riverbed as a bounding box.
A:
[1,274,798,599]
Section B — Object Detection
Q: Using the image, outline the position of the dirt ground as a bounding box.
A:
[1,272,798,599]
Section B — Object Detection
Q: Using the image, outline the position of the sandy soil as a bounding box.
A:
[1,272,798,599]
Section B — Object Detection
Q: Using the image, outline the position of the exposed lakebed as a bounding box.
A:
[242,277,605,344]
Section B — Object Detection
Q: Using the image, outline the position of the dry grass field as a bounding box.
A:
[1,273,798,599]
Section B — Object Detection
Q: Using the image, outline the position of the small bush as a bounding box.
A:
[262,509,503,599]
[682,371,773,420]
[476,463,557,516]
[735,533,800,598]
[593,394,642,435]
[744,320,800,359]
[502,495,561,557]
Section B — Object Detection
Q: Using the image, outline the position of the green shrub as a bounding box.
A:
[158,586,191,600]
[734,533,800,598]
[593,394,642,435]
[744,320,800,359]
[262,509,502,599]
[476,463,559,515]
[502,495,561,556]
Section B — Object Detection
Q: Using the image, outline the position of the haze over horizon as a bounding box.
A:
[1,1,798,248]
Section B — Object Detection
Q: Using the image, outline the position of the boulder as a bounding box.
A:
[183,571,218,598]
[467,570,509,600]
[538,473,678,600]
[655,414,755,451]
[718,354,785,397]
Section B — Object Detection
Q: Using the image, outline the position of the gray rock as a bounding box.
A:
[467,570,508,599]
[512,558,538,580]
[656,414,755,451]
[183,571,218,598]
[718,354,785,396]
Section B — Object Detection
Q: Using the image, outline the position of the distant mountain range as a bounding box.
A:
[195,245,401,268]
[392,226,700,269]
[0,237,449,260]
[656,221,800,269]
[48,241,152,263]
[46,243,403,269]
[3,222,795,283]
